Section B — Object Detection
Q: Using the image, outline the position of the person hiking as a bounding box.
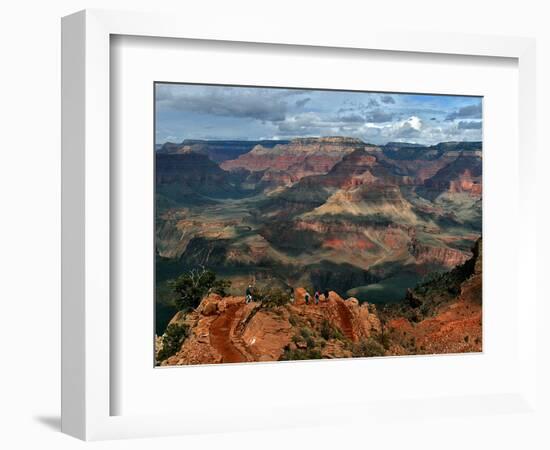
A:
[314,290,320,305]
[289,287,295,303]
[245,285,253,304]
[323,289,330,301]
[304,291,310,305]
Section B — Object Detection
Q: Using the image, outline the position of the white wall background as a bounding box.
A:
[0,1,547,448]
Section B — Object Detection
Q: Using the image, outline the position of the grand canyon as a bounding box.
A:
[155,135,482,365]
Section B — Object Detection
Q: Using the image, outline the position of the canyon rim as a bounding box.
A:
[154,83,482,366]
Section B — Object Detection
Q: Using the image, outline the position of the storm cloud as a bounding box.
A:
[445,103,482,121]
[156,84,298,121]
[457,120,482,130]
[364,109,394,123]
[380,95,396,104]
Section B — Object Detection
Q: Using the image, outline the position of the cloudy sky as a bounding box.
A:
[155,83,482,146]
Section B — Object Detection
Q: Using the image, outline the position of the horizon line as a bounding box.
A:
[155,136,483,147]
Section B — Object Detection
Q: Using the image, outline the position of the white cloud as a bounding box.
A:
[406,116,422,130]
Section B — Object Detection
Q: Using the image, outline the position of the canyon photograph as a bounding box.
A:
[154,83,482,366]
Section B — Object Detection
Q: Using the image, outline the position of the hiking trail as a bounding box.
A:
[209,303,248,363]
[335,299,355,341]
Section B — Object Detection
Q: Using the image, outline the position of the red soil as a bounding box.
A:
[335,300,355,341]
[209,304,247,363]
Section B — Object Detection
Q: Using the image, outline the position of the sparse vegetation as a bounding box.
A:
[378,329,391,350]
[281,326,326,361]
[320,319,345,341]
[305,335,316,349]
[281,347,323,360]
[254,286,292,309]
[157,323,189,362]
[351,337,386,358]
[300,327,312,339]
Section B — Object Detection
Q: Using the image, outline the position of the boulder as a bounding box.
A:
[201,302,218,316]
[242,309,292,360]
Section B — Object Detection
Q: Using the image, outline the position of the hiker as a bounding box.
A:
[304,291,310,305]
[323,289,330,301]
[245,284,253,304]
[314,291,320,305]
[289,287,295,303]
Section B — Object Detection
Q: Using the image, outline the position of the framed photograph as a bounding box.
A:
[62,9,537,440]
[153,82,483,367]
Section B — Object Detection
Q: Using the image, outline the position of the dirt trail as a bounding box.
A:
[335,300,355,341]
[210,304,247,363]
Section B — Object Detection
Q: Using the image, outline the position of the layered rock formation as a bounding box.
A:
[408,235,470,268]
[381,238,482,354]
[422,152,482,198]
[158,139,288,163]
[221,136,365,185]
[155,138,482,328]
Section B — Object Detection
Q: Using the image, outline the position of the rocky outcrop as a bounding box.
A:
[422,152,482,198]
[408,238,470,268]
[160,289,381,366]
[381,238,482,355]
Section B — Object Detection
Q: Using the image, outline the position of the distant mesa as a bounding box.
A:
[220,136,370,184]
[156,139,289,163]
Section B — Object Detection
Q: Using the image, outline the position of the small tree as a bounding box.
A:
[157,323,189,362]
[351,338,386,358]
[170,268,231,311]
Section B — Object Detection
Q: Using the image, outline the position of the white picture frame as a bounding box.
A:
[61,9,537,441]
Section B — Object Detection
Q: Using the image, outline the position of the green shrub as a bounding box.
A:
[308,349,323,359]
[280,347,323,361]
[157,323,189,362]
[378,330,392,350]
[300,327,312,339]
[320,319,345,341]
[305,336,316,349]
[170,268,231,311]
[254,286,291,309]
[352,338,386,358]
